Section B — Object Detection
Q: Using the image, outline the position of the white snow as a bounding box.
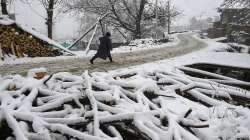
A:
[0,15,15,25]
[0,34,180,66]
[179,52,250,69]
[0,33,250,140]
[212,37,227,42]
[111,34,179,53]
[121,34,250,75]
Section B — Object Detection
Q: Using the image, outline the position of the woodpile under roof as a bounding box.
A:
[0,15,75,60]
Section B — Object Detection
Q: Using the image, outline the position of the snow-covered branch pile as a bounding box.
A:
[1,65,250,140]
[112,35,178,53]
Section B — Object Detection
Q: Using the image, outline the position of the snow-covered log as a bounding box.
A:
[0,66,250,140]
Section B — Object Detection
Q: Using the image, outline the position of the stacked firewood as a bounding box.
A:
[0,25,59,58]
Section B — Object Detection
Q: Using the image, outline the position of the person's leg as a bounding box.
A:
[90,55,98,64]
[108,54,113,62]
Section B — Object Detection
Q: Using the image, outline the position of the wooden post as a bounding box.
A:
[85,24,98,55]
[99,20,105,36]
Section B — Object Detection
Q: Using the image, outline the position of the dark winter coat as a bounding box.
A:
[95,36,112,59]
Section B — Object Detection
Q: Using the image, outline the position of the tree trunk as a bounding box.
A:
[167,1,171,34]
[134,0,146,39]
[1,0,8,15]
[135,20,141,39]
[47,0,54,39]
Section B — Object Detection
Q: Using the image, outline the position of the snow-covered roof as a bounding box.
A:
[0,16,76,55]
[0,15,15,25]
[16,23,76,55]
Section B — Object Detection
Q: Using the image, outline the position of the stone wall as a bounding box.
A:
[207,28,226,39]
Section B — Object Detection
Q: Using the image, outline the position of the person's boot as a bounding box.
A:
[109,57,113,63]
[90,59,94,64]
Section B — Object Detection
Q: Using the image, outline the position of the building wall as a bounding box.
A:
[207,8,250,45]
[207,28,226,38]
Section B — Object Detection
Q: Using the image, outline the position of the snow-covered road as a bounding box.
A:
[0,34,206,76]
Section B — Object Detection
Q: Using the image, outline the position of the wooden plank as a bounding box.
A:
[11,42,17,56]
[15,45,24,58]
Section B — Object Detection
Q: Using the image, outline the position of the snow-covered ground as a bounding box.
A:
[111,35,179,53]
[0,34,179,66]
[105,34,250,71]
[0,33,250,140]
[155,34,250,68]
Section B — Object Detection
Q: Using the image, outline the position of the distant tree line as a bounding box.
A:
[1,0,182,39]
[222,0,249,6]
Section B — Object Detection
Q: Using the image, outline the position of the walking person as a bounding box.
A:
[90,32,113,64]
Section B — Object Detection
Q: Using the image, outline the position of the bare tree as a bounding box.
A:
[1,0,14,15]
[37,0,66,39]
[65,0,181,39]
[22,0,65,39]
[1,0,10,15]
[222,0,249,6]
[220,0,250,25]
[220,0,250,44]
[156,1,182,34]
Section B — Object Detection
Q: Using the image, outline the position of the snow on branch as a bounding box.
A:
[0,66,250,139]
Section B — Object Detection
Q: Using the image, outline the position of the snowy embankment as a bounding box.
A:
[0,34,179,66]
[146,34,250,69]
[1,34,250,140]
[111,35,179,53]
